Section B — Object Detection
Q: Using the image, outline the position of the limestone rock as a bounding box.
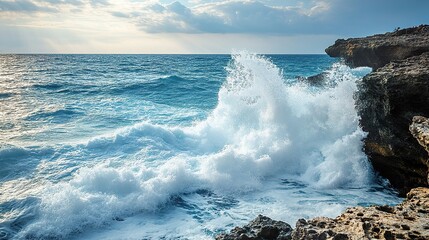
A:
[410,116,429,184]
[410,116,429,155]
[292,187,429,240]
[325,25,429,70]
[356,52,429,195]
[296,72,328,86]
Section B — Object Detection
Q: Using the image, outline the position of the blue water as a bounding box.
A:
[0,53,400,239]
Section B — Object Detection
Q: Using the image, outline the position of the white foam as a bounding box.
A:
[19,53,380,239]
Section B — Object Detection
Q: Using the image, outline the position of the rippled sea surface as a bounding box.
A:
[0,54,400,239]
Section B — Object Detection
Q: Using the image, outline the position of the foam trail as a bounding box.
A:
[18,52,374,239]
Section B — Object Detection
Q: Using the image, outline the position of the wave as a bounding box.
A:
[25,107,85,122]
[113,75,188,93]
[32,83,64,90]
[0,93,13,99]
[15,53,375,239]
[0,144,30,162]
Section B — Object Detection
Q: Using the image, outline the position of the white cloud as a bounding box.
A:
[1,0,429,53]
[0,0,56,12]
[0,0,108,13]
[108,0,429,35]
[117,0,330,34]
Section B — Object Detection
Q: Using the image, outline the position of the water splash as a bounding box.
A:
[11,53,382,239]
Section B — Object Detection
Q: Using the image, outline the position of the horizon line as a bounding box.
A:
[0,53,329,55]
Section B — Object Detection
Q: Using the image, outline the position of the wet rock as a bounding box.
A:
[356,52,429,195]
[325,25,429,70]
[296,72,328,86]
[216,215,292,240]
[325,25,429,195]
[291,188,429,240]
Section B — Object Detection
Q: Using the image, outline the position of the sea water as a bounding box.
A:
[0,53,401,239]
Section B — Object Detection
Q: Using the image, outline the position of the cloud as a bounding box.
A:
[111,0,429,36]
[0,0,108,13]
[41,0,83,5]
[0,0,56,12]
[123,0,327,34]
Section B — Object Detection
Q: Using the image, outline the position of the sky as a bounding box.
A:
[0,0,428,53]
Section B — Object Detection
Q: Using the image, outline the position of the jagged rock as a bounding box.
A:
[325,25,429,195]
[296,72,328,86]
[215,215,292,240]
[410,116,429,155]
[410,116,429,184]
[291,187,429,240]
[325,25,429,69]
[355,52,429,195]
[216,188,429,240]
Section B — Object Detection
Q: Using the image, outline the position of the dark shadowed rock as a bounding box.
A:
[325,25,429,70]
[296,72,328,86]
[215,215,292,240]
[356,52,429,195]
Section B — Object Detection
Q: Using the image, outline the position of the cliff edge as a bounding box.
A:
[325,25,429,70]
[216,25,429,240]
[326,25,429,195]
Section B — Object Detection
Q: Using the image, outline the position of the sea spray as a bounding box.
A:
[1,53,398,240]
[194,52,371,189]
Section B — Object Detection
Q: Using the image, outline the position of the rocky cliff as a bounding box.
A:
[325,25,429,70]
[216,25,429,240]
[326,25,429,195]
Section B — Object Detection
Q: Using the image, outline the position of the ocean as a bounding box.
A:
[0,53,401,239]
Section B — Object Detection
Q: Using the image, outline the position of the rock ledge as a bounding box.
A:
[216,188,429,240]
[325,25,429,69]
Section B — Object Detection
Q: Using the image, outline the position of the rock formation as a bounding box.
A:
[410,116,429,184]
[216,188,429,240]
[216,215,292,240]
[216,187,429,240]
[325,25,429,70]
[410,116,429,155]
[291,187,429,240]
[216,24,429,240]
[326,25,429,195]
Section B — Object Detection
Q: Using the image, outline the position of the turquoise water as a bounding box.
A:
[0,53,400,239]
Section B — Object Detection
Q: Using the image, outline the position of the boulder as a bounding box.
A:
[216,215,292,240]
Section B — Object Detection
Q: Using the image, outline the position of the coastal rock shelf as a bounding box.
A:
[326,25,429,195]
[325,25,429,70]
[216,188,429,240]
[292,187,429,240]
